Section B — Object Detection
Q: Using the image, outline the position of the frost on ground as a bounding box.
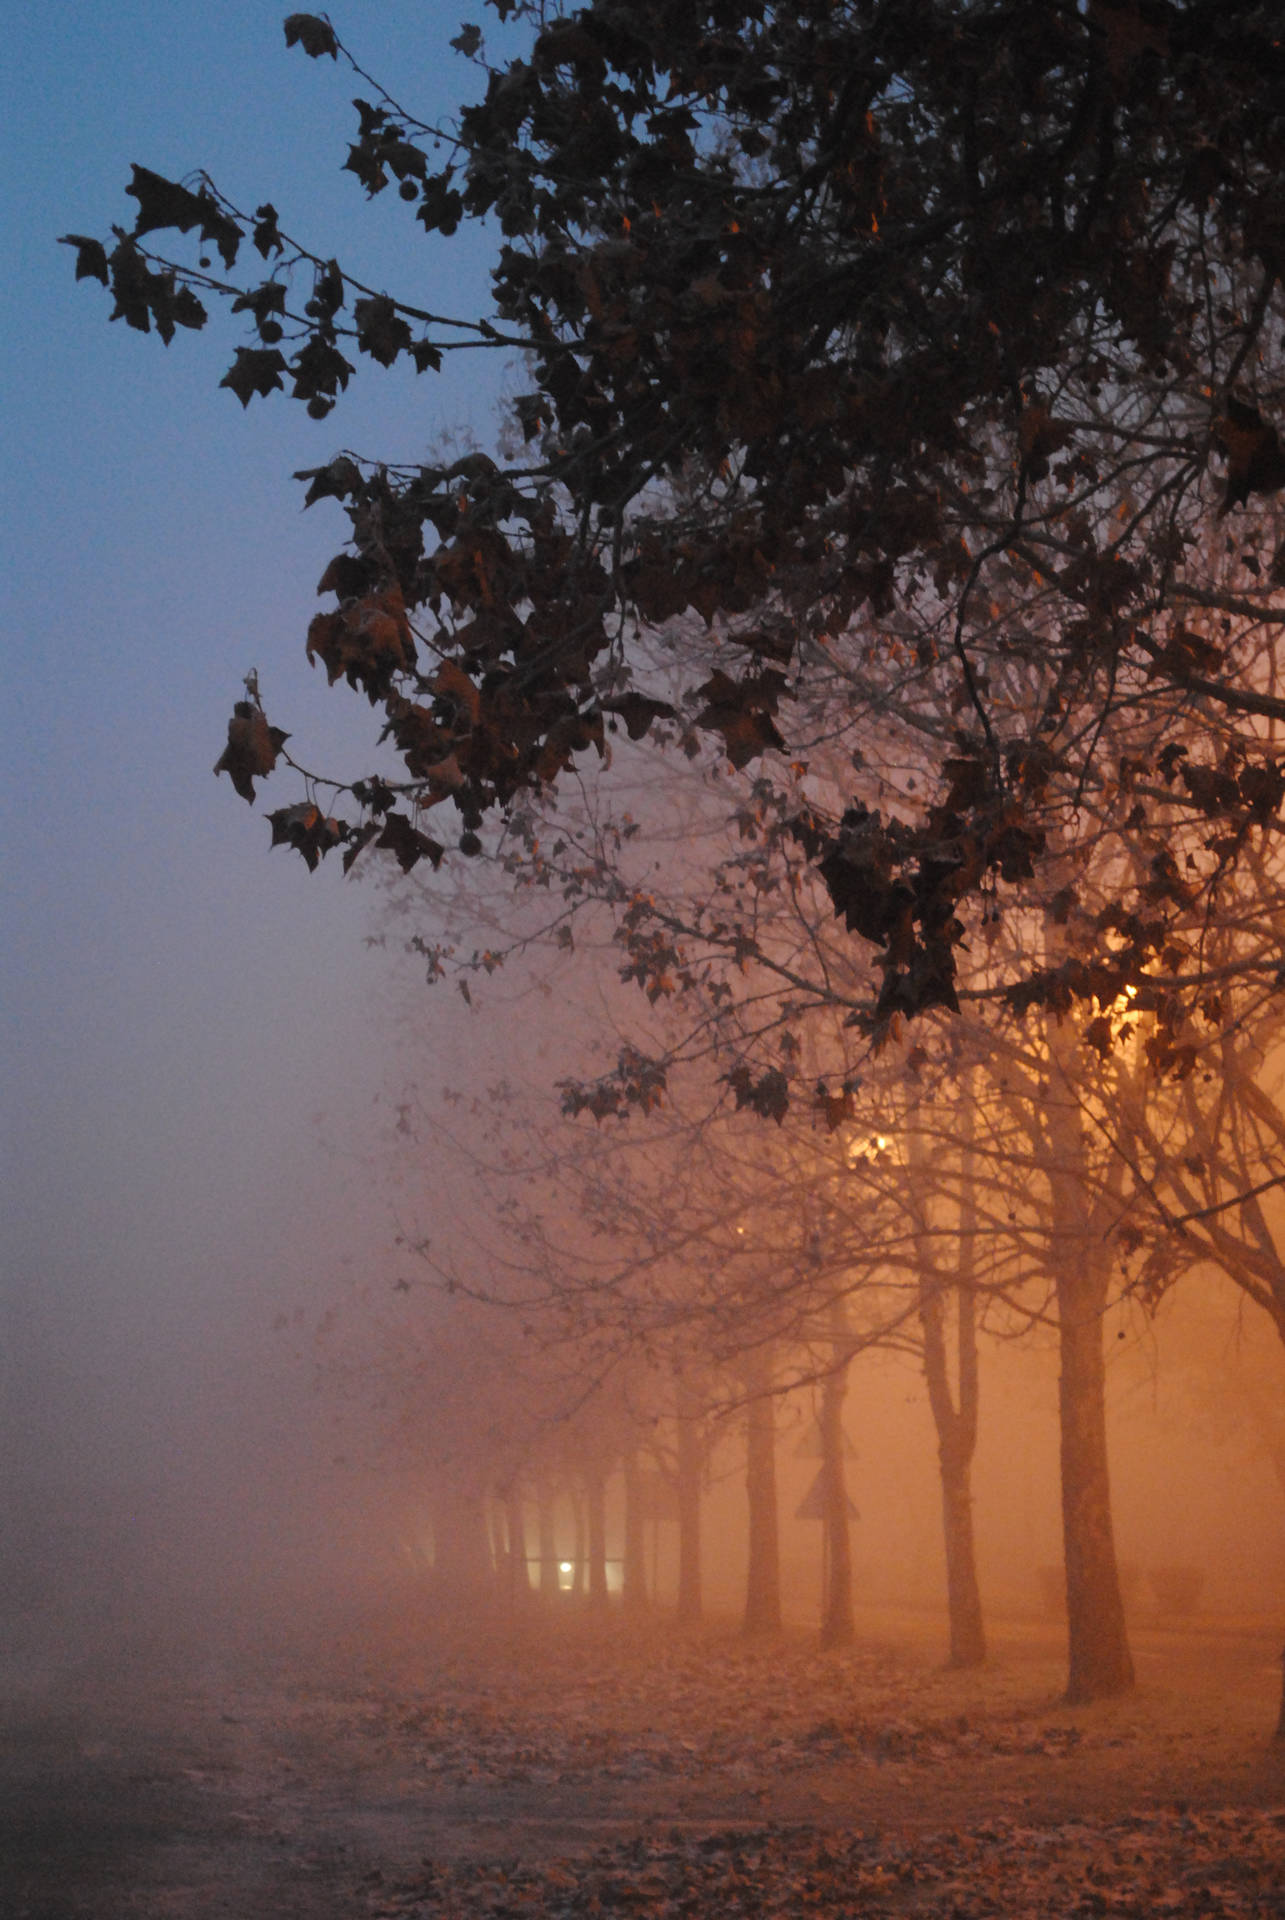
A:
[3,1600,1283,1918]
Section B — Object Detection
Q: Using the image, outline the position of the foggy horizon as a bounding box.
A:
[5,5,1285,1914]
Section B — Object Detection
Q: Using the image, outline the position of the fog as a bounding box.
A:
[6,7,1285,1913]
[7,0,1281,1677]
[3,0,513,1662]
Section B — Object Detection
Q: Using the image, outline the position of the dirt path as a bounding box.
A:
[4,1602,1283,1917]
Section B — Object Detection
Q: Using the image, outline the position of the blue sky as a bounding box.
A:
[3,2,523,1582]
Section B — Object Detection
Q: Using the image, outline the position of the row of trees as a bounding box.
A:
[64,3,1285,1716]
[325,964,1283,1692]
[346,718,1285,1701]
[359,458,1282,1701]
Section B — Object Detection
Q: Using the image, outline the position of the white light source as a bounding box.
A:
[845,1130,893,1166]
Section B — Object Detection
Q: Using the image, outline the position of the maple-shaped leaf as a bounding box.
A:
[295,454,363,507]
[219,346,288,407]
[283,13,338,58]
[231,281,287,329]
[213,701,289,801]
[383,139,428,184]
[693,670,788,769]
[97,238,206,342]
[987,815,1044,885]
[818,808,910,944]
[309,258,345,320]
[560,1047,668,1121]
[432,659,483,726]
[513,391,553,443]
[534,708,606,784]
[123,166,200,236]
[814,1083,855,1132]
[1150,625,1224,682]
[1236,760,1285,823]
[1156,741,1188,782]
[451,22,483,56]
[375,812,445,873]
[1017,400,1075,480]
[416,172,464,237]
[725,1064,790,1124]
[106,238,158,332]
[307,587,413,692]
[268,801,343,870]
[875,937,961,1026]
[290,334,356,402]
[1143,848,1196,907]
[1084,1013,1116,1060]
[316,551,376,599]
[600,692,676,740]
[354,293,413,366]
[350,775,396,814]
[1145,1030,1197,1080]
[58,234,109,285]
[343,140,390,196]
[252,203,284,258]
[1213,398,1285,515]
[125,165,240,268]
[168,283,207,334]
[1180,760,1240,815]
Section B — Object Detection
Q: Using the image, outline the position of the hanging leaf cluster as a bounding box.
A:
[62,1,1285,1030]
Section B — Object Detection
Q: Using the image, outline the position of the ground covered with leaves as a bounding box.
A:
[375,1809,1285,1919]
[4,1597,1283,1917]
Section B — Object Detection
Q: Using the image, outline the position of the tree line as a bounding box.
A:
[63,1,1285,1724]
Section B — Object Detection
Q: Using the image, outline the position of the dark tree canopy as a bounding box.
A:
[63,0,1285,1031]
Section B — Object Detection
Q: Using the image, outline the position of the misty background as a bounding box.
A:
[4,2,1283,1658]
[2,1,524,1640]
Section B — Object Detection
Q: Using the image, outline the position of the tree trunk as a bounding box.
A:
[488,1499,506,1582]
[537,1484,560,1601]
[622,1451,649,1615]
[1057,1255,1135,1701]
[743,1357,782,1636]
[675,1374,704,1628]
[819,1319,855,1648]
[586,1466,609,1612]
[938,1438,986,1667]
[920,1308,987,1667]
[910,1108,987,1669]
[1039,934,1135,1703]
[569,1486,586,1599]
[503,1487,530,1608]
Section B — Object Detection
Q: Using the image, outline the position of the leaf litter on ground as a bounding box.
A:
[366,1808,1285,1918]
[241,1613,1284,1916]
[322,1629,1142,1790]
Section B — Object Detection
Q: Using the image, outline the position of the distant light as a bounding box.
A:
[846,1130,893,1166]
[559,1561,573,1574]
